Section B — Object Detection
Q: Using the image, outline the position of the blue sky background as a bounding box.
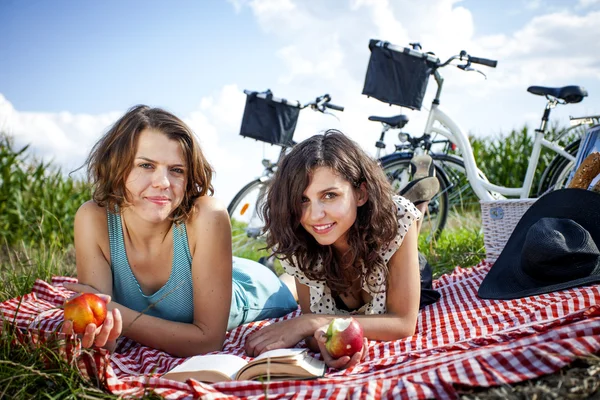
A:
[1,0,276,113]
[1,0,599,203]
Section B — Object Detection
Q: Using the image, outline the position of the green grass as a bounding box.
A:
[420,210,486,278]
[0,323,116,399]
[231,219,270,261]
[0,134,90,249]
[0,243,76,302]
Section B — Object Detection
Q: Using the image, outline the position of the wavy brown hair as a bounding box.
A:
[85,105,214,223]
[263,130,398,294]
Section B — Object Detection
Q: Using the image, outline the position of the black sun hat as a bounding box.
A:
[478,189,600,300]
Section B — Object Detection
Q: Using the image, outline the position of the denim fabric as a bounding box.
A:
[228,256,298,331]
[418,252,441,309]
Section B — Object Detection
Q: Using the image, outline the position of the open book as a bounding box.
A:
[162,348,326,383]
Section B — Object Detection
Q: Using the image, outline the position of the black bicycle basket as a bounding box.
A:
[239,89,301,146]
[362,39,438,110]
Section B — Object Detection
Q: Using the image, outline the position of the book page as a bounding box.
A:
[162,354,248,383]
[254,348,307,361]
[236,350,325,381]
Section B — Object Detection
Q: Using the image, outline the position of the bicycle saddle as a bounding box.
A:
[527,85,588,104]
[368,114,409,129]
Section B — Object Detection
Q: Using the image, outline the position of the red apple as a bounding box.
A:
[324,317,364,358]
[63,293,107,334]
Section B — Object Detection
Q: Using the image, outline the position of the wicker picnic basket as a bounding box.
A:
[480,198,538,263]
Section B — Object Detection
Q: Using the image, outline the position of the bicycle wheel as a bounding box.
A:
[536,139,580,196]
[228,179,269,258]
[380,152,476,240]
[431,155,480,231]
[379,154,442,240]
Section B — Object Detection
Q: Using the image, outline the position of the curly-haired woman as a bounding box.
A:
[245,130,440,369]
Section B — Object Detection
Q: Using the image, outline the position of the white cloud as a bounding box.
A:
[524,0,542,10]
[0,94,120,174]
[226,0,248,13]
[578,0,600,8]
[457,9,600,133]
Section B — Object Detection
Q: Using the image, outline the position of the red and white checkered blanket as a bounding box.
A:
[1,261,599,399]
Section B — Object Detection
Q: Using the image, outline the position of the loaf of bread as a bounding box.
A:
[568,152,600,190]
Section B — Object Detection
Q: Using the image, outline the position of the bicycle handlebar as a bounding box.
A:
[242,90,344,113]
[304,94,344,113]
[439,52,498,70]
[379,41,498,71]
[324,102,344,112]
[468,55,497,68]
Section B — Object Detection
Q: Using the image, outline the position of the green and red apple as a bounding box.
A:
[324,317,364,358]
[63,293,107,334]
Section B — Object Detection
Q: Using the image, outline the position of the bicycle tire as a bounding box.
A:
[228,179,264,215]
[228,179,269,257]
[379,153,468,240]
[536,139,580,196]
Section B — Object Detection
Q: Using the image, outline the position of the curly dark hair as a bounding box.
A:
[262,130,398,294]
[84,105,214,223]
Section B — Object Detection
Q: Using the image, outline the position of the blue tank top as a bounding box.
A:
[108,211,194,323]
[107,210,298,330]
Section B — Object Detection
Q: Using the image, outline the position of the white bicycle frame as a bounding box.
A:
[419,71,577,201]
[377,41,578,201]
[424,103,576,201]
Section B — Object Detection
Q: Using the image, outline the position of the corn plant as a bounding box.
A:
[0,133,91,249]
[470,124,580,194]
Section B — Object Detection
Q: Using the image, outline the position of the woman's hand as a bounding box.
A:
[245,318,309,357]
[314,324,369,370]
[62,283,122,350]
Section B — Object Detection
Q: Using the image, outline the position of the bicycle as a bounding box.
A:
[363,40,592,239]
[230,42,595,252]
[228,91,344,257]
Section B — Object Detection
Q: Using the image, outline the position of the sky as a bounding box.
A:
[1,0,599,205]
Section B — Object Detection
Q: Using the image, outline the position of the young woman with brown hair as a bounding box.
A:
[245,130,439,369]
[62,105,297,357]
